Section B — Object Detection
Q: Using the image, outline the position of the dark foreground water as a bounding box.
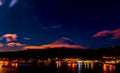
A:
[0,61,120,73]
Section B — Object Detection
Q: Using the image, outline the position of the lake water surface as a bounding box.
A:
[0,61,120,73]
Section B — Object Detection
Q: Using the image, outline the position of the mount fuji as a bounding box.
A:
[25,37,87,50]
[52,37,76,45]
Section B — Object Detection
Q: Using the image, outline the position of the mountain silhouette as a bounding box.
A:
[25,37,87,50]
[52,37,76,45]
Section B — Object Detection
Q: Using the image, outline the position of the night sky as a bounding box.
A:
[0,0,120,49]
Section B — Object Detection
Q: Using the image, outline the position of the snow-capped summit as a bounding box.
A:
[52,37,75,45]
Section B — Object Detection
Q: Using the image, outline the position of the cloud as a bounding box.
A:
[7,42,26,47]
[0,0,3,6]
[1,34,17,42]
[0,0,5,7]
[0,0,18,8]
[93,30,110,37]
[0,33,27,52]
[0,43,3,47]
[0,44,25,52]
[111,29,120,39]
[93,28,120,39]
[0,33,27,46]
[9,0,18,8]
[24,37,31,40]
[0,42,26,52]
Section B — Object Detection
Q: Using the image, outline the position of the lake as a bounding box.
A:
[0,60,120,73]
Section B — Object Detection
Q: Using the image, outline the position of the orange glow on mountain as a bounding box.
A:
[24,44,86,50]
[24,37,87,50]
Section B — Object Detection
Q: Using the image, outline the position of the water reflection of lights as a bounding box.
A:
[103,64,115,73]
[0,61,18,68]
[77,61,81,73]
[66,62,78,73]
[56,61,61,68]
[109,64,115,72]
[67,63,71,70]
[72,63,77,68]
[0,61,2,68]
[84,63,90,69]
[67,62,82,73]
[71,63,77,73]
[2,61,9,66]
[77,62,81,68]
[82,63,95,70]
[11,63,18,68]
[44,60,51,66]
[66,61,96,73]
[90,63,94,70]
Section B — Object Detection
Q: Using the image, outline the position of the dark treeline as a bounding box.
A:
[0,45,120,60]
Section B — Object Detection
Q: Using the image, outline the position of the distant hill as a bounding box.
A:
[94,44,120,56]
[0,43,119,59]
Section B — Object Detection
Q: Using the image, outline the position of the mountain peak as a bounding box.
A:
[25,37,87,50]
[52,37,75,45]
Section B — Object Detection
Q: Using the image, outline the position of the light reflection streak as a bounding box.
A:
[44,60,51,66]
[67,63,71,70]
[77,62,81,73]
[11,63,18,68]
[90,63,94,70]
[0,60,117,73]
[0,0,3,6]
[84,63,90,69]
[2,61,9,66]
[72,63,77,73]
[56,61,61,68]
[103,64,115,73]
[0,61,18,68]
[0,61,2,68]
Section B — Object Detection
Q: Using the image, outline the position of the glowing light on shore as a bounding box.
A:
[25,44,86,50]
